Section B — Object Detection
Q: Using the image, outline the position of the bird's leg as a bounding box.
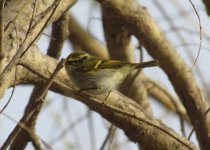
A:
[104,90,112,101]
[77,88,98,99]
[100,90,112,106]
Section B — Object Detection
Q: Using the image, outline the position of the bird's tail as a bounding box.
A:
[135,60,159,69]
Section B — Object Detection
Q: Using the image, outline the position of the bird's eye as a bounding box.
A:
[67,55,88,65]
[82,56,88,60]
[78,56,88,63]
[73,60,78,64]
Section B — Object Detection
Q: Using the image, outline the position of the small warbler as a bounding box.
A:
[65,51,158,96]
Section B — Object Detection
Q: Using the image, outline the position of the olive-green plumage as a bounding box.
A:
[65,51,158,95]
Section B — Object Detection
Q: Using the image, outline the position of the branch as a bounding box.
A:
[47,12,70,58]
[98,0,210,149]
[13,47,197,150]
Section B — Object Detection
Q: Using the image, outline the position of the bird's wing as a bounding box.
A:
[77,58,131,73]
[98,60,130,69]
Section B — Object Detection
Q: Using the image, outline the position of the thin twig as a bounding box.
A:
[36,58,65,100]
[188,107,210,139]
[0,21,20,114]
[188,0,202,69]
[28,0,37,32]
[0,66,17,113]
[100,125,116,150]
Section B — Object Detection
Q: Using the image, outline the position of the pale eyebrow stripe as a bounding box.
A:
[94,60,102,68]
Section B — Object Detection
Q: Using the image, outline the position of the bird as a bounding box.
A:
[65,51,158,96]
